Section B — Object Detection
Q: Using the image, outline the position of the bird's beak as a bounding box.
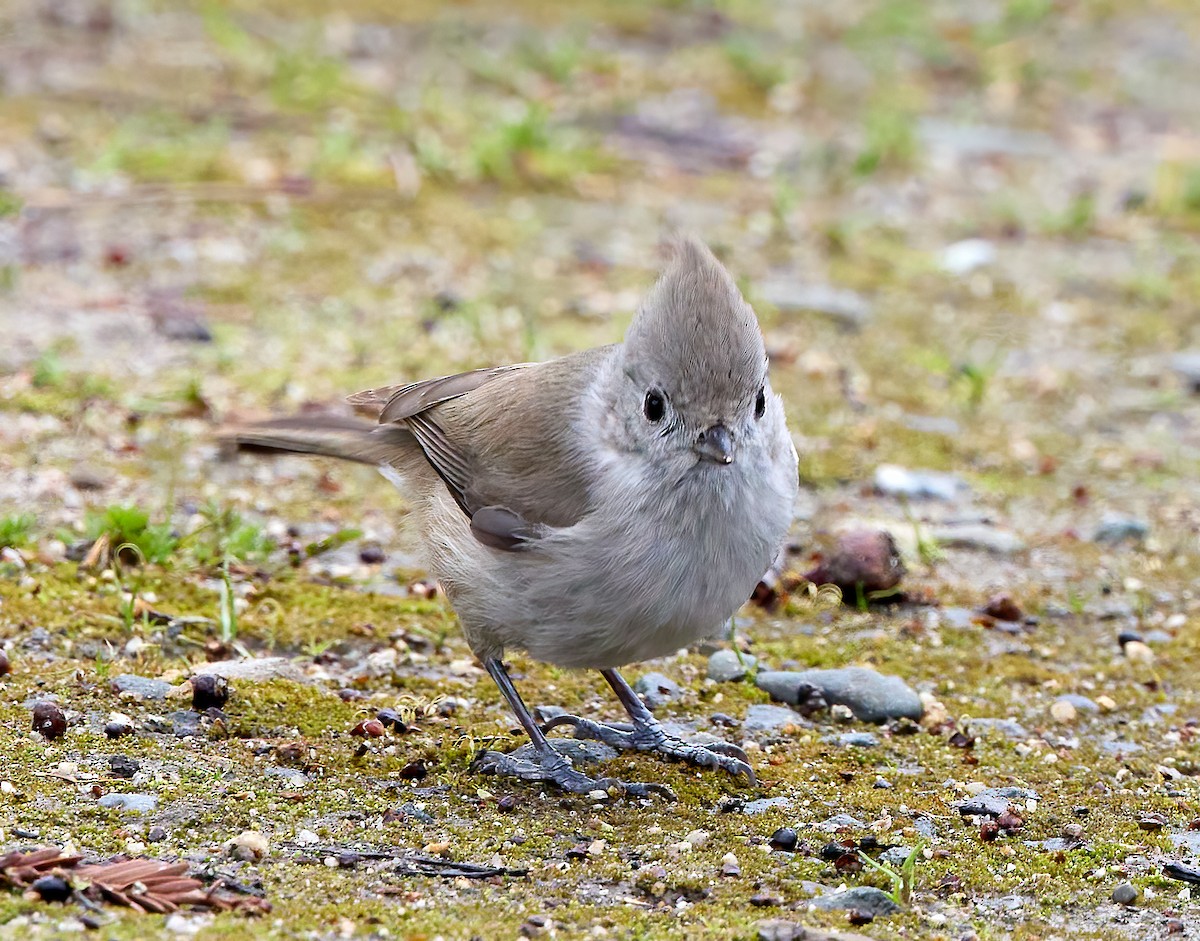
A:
[694,423,735,465]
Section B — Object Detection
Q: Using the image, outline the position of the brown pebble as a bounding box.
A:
[1137,813,1167,832]
[398,759,427,780]
[497,795,518,813]
[803,529,906,598]
[997,810,1024,832]
[982,592,1023,622]
[0,649,10,676]
[749,893,781,907]
[847,908,875,926]
[351,719,385,738]
[32,701,67,740]
[190,674,230,710]
[980,821,1001,841]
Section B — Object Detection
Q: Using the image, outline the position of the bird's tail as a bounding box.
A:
[219,414,413,466]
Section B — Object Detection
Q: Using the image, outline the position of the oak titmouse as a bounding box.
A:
[228,237,798,798]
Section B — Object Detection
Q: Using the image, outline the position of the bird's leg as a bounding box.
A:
[540,668,757,785]
[472,658,674,800]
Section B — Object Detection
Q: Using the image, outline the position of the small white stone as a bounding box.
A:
[228,830,269,861]
[1050,700,1077,723]
[684,829,710,848]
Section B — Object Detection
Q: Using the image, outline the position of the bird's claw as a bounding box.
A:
[541,714,757,786]
[473,748,675,801]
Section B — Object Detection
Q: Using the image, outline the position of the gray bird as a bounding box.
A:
[227,237,798,798]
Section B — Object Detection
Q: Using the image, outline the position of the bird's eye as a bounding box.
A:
[643,390,666,423]
[754,387,766,420]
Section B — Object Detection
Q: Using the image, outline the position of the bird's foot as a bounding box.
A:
[473,746,675,800]
[541,714,757,785]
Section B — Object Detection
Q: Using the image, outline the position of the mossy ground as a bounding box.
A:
[2,0,1200,938]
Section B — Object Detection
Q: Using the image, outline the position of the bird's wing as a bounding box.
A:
[347,365,533,423]
[349,351,611,549]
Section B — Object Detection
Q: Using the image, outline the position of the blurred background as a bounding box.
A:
[1,0,1200,571]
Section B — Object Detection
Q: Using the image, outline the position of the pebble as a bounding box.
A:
[873,464,968,501]
[743,703,804,733]
[633,673,681,710]
[190,674,230,710]
[957,787,1039,818]
[818,813,866,832]
[192,657,307,683]
[111,674,173,701]
[0,649,10,676]
[810,886,901,916]
[228,830,269,861]
[1093,515,1149,544]
[1111,883,1138,905]
[31,875,72,903]
[707,649,756,682]
[31,701,67,739]
[108,755,139,779]
[769,827,798,851]
[1057,693,1099,712]
[939,238,996,275]
[824,732,879,748]
[930,524,1026,556]
[98,793,157,814]
[741,796,793,815]
[757,668,923,723]
[720,852,740,876]
[969,718,1030,740]
[1049,700,1077,723]
[757,279,873,329]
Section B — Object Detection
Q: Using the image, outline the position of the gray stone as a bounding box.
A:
[1093,515,1149,544]
[707,649,755,683]
[970,717,1030,740]
[757,668,923,723]
[957,786,1039,818]
[873,464,968,501]
[823,732,879,748]
[879,846,914,867]
[98,793,157,814]
[111,674,172,701]
[931,524,1026,556]
[168,710,202,738]
[263,766,308,787]
[741,796,793,815]
[192,657,307,683]
[1111,882,1138,905]
[817,813,866,832]
[1171,831,1200,854]
[1055,694,1098,713]
[743,704,802,733]
[758,279,872,329]
[810,886,901,916]
[912,817,937,840]
[633,672,681,710]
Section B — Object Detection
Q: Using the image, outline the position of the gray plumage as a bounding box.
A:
[226,236,798,795]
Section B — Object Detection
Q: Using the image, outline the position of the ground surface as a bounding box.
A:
[1,0,1200,939]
